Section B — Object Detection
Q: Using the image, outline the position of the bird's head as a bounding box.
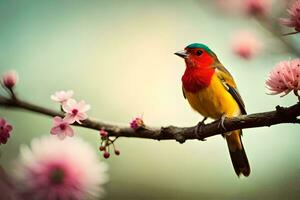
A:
[175,43,217,68]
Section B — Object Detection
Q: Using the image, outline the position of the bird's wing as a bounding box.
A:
[214,63,247,115]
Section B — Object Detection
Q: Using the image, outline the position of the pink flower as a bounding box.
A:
[1,71,18,89]
[14,136,109,200]
[232,31,263,60]
[280,0,300,32]
[99,129,108,137]
[243,0,271,16]
[62,99,90,124]
[266,59,300,96]
[51,90,74,104]
[0,118,13,144]
[130,116,144,129]
[50,116,74,140]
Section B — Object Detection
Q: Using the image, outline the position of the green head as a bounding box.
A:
[174,43,217,59]
[186,43,212,53]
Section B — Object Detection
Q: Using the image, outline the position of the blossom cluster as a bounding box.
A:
[0,71,17,145]
[280,0,300,32]
[50,90,90,139]
[14,136,109,200]
[215,0,300,59]
[98,129,120,159]
[130,116,145,129]
[243,0,270,16]
[0,71,108,199]
[215,0,300,95]
[0,118,13,145]
[232,30,262,60]
[266,59,300,97]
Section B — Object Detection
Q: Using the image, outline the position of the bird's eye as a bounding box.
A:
[196,50,203,56]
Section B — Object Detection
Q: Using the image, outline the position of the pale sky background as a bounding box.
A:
[0,0,299,199]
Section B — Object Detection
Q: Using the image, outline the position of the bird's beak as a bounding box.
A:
[174,50,188,59]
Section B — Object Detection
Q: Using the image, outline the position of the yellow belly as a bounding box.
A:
[184,74,240,119]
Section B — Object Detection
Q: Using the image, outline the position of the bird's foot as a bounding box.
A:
[195,117,207,141]
[218,114,227,131]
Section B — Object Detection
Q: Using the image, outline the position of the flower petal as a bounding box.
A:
[50,126,61,135]
[66,90,74,97]
[57,132,66,140]
[64,114,76,124]
[67,99,77,107]
[53,116,63,126]
[65,126,74,137]
[5,124,13,132]
[77,113,88,121]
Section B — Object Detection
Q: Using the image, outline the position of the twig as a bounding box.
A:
[254,15,300,57]
[282,31,300,36]
[0,95,300,143]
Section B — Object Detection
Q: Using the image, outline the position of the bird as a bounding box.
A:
[175,43,250,177]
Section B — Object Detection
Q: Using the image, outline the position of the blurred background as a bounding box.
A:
[0,0,299,199]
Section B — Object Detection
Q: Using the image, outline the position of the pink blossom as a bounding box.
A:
[51,90,74,104]
[266,59,300,96]
[0,118,13,144]
[280,0,300,32]
[1,71,18,89]
[243,0,271,16]
[99,129,108,137]
[14,136,109,200]
[50,116,74,140]
[130,116,144,129]
[62,99,90,124]
[232,31,262,60]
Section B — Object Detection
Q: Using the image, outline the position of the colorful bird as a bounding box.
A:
[175,43,250,177]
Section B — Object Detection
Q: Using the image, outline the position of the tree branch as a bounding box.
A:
[254,15,300,57]
[0,95,300,143]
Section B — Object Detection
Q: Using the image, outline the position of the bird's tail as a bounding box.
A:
[225,130,250,177]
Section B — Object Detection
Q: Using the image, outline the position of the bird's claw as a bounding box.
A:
[218,115,227,131]
[195,117,207,141]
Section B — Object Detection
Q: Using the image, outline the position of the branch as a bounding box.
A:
[282,31,300,36]
[0,95,300,143]
[254,15,300,57]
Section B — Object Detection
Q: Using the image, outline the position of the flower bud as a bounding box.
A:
[2,71,18,89]
[114,150,120,156]
[244,0,270,16]
[99,130,108,137]
[99,146,105,151]
[130,117,144,129]
[103,152,110,159]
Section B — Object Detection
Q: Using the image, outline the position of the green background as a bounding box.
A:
[0,0,299,199]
